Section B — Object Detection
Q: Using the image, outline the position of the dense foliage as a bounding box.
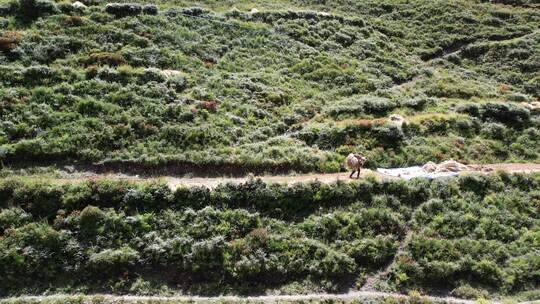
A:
[0,0,538,174]
[0,173,538,297]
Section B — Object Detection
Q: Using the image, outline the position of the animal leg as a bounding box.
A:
[349,171,355,178]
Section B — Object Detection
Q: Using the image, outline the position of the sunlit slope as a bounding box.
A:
[0,0,539,174]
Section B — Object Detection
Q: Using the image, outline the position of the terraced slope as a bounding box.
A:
[0,0,539,175]
[0,173,539,300]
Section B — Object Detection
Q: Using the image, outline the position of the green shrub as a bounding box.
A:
[104,3,142,18]
[178,6,205,16]
[372,124,404,147]
[11,182,63,218]
[122,183,173,211]
[481,103,530,127]
[456,103,480,117]
[185,236,227,275]
[480,122,507,140]
[16,0,59,21]
[88,246,139,273]
[452,284,489,300]
[78,205,105,235]
[0,223,78,290]
[341,236,399,269]
[0,208,32,231]
[142,4,158,15]
[471,259,503,286]
[0,5,12,15]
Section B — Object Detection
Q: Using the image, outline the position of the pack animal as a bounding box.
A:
[345,153,367,179]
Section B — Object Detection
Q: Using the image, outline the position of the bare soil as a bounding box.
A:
[20,163,540,189]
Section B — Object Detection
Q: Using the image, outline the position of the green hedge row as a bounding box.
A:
[0,176,437,219]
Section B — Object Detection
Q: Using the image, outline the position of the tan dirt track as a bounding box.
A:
[2,291,540,304]
[0,291,509,304]
[30,163,540,189]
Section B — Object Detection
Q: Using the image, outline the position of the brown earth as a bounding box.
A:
[21,163,540,190]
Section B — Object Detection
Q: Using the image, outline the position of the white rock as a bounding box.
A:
[72,1,87,9]
[422,161,437,173]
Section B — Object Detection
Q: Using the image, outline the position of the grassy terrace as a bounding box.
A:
[0,173,539,299]
[0,0,539,175]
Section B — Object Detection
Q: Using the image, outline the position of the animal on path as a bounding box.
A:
[345,153,367,179]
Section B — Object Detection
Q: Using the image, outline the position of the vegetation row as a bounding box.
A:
[0,173,538,298]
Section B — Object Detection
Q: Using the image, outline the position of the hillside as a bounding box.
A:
[1,0,540,302]
[0,0,539,175]
[1,173,540,300]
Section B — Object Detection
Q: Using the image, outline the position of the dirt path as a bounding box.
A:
[5,290,540,304]
[0,290,493,304]
[43,163,540,189]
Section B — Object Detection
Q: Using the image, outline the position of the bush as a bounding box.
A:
[403,97,433,110]
[0,146,6,168]
[457,103,530,128]
[180,6,205,16]
[0,208,32,231]
[372,124,404,147]
[142,4,158,15]
[16,0,60,20]
[78,205,105,235]
[342,236,398,268]
[0,223,77,290]
[0,5,12,15]
[481,103,530,127]
[471,259,503,286]
[480,122,507,140]
[88,246,139,273]
[104,3,142,18]
[23,65,54,85]
[10,182,63,218]
[456,103,480,117]
[451,284,489,300]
